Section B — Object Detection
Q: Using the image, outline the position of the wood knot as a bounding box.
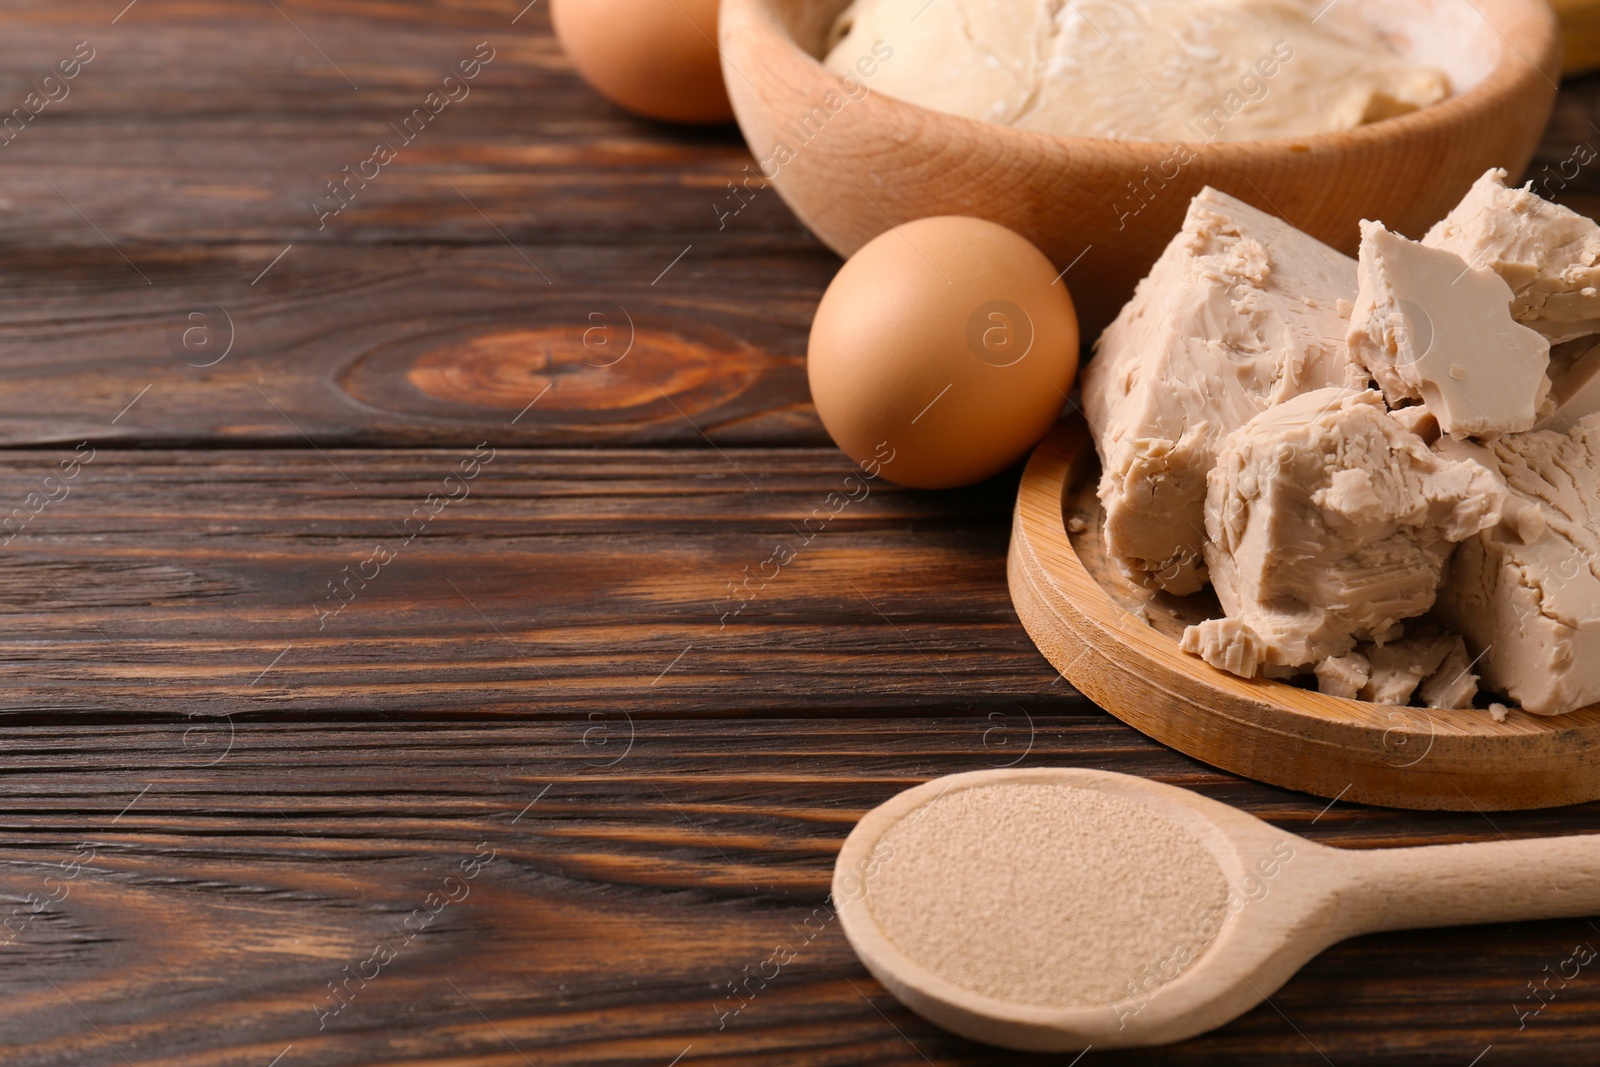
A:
[342,317,768,435]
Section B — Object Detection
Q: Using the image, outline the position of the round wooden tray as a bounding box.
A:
[1008,419,1600,811]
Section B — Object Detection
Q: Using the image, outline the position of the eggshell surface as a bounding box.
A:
[551,0,734,124]
[808,216,1080,489]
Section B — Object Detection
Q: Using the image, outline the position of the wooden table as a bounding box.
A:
[3,2,1599,1063]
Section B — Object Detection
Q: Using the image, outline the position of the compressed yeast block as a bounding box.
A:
[1081,186,1365,595]
[1347,220,1550,437]
[1425,167,1600,345]
[1435,414,1600,715]
[1180,388,1506,678]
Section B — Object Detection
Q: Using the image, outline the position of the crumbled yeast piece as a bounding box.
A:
[1435,414,1600,715]
[1183,387,1507,678]
[1424,168,1600,345]
[1314,651,1370,699]
[1179,618,1264,679]
[1082,187,1366,595]
[1359,629,1456,706]
[1347,220,1550,437]
[1418,636,1479,710]
[1314,630,1477,707]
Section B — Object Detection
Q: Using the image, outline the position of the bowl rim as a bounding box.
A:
[730,0,1561,157]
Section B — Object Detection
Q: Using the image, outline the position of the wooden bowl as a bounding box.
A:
[1007,420,1600,812]
[719,0,1561,333]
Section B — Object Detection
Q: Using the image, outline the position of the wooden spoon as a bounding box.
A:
[832,767,1600,1051]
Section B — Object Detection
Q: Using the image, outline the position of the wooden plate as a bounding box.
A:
[1007,419,1600,811]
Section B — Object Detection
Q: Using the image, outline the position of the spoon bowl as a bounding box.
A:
[833,768,1600,1050]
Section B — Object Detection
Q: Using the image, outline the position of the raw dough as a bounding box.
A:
[823,0,1449,142]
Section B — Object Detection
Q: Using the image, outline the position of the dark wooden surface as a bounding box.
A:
[1,1,1599,1063]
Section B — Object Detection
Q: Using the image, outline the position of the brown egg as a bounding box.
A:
[551,0,734,124]
[808,216,1079,490]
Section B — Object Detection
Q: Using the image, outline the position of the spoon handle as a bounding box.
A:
[1345,834,1600,933]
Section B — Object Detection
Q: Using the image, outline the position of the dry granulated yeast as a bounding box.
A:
[866,783,1229,1008]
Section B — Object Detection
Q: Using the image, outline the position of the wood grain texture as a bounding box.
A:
[0,244,833,448]
[0,446,1070,718]
[0,1,758,242]
[721,0,1560,334]
[1009,420,1600,811]
[0,0,1596,1062]
[0,0,837,449]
